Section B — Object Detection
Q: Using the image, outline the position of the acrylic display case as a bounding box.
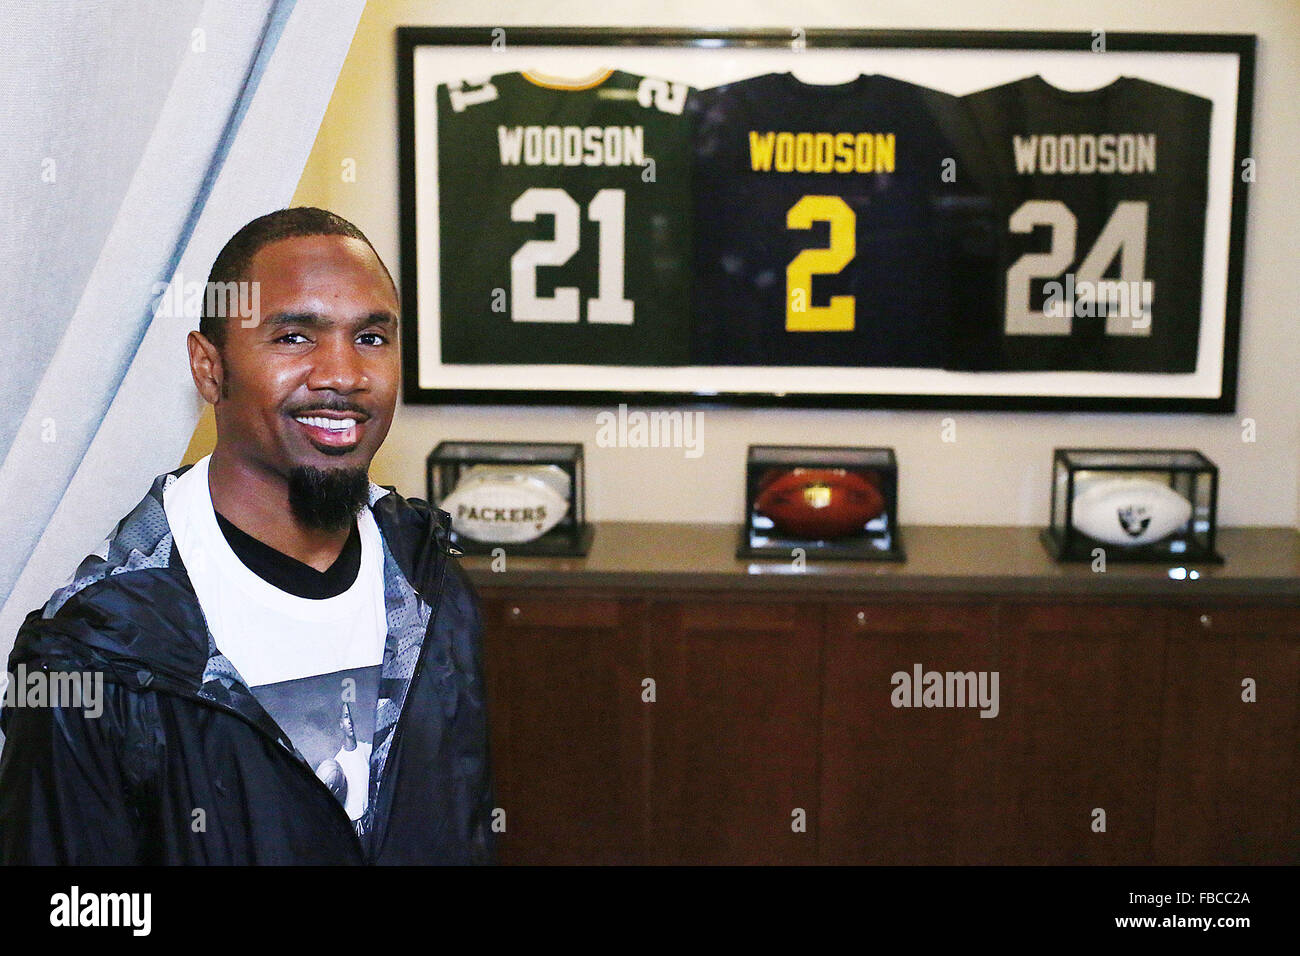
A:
[1042,447,1221,563]
[427,440,593,556]
[738,445,904,561]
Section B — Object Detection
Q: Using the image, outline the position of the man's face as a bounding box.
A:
[210,234,399,501]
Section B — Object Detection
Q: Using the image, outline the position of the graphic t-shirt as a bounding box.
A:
[436,68,695,366]
[688,72,997,368]
[951,75,1212,373]
[163,455,388,827]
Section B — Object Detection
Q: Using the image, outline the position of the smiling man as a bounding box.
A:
[0,208,495,865]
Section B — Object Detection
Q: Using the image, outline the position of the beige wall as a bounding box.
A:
[185,0,1300,528]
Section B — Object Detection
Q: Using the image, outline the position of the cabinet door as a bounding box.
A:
[1155,604,1300,864]
[999,602,1167,864]
[821,601,1005,864]
[478,593,645,864]
[646,601,822,864]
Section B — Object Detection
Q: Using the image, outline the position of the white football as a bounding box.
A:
[440,468,570,544]
[457,464,571,502]
[1071,477,1192,547]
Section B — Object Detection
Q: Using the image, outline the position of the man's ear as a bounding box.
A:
[188,330,225,404]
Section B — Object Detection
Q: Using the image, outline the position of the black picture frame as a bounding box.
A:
[397,27,1256,412]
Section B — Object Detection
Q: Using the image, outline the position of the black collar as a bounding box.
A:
[212,510,362,600]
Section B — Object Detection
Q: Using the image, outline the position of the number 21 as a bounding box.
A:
[509,187,633,325]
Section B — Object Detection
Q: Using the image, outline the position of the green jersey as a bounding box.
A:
[436,69,694,366]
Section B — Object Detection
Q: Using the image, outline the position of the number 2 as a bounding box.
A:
[786,195,856,332]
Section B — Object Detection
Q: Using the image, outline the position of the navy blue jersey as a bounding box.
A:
[951,75,1212,373]
[688,73,996,369]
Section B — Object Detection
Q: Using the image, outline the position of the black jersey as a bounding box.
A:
[436,69,694,366]
[950,75,1213,373]
[688,72,996,369]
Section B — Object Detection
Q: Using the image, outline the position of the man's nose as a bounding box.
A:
[307,333,368,392]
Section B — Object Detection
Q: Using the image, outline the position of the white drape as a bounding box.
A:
[0,0,368,719]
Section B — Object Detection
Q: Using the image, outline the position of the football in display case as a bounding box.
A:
[427,441,593,556]
[1042,448,1222,563]
[739,445,904,560]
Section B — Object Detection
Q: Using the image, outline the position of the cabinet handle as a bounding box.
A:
[510,606,521,619]
[1199,613,1212,629]
[856,610,867,628]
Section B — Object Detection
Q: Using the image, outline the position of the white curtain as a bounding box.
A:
[0,0,367,718]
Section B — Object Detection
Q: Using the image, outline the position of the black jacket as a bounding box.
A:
[0,464,495,864]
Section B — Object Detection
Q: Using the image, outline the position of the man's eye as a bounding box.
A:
[274,332,309,344]
[358,332,388,346]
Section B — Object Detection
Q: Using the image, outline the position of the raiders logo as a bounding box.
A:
[1117,505,1153,539]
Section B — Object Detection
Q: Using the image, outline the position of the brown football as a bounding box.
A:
[754,468,885,540]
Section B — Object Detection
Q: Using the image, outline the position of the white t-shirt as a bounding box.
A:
[164,454,388,821]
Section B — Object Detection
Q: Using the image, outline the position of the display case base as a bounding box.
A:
[451,524,595,558]
[737,527,906,562]
[1039,528,1224,564]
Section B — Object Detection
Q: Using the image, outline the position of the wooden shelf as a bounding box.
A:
[461,523,1300,598]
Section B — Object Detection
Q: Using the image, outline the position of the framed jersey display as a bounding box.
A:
[397,27,1255,411]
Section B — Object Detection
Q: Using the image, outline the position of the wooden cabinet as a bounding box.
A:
[479,594,645,864]
[645,600,822,864]
[468,525,1300,865]
[998,602,1167,864]
[1153,604,1300,864]
[820,600,1007,864]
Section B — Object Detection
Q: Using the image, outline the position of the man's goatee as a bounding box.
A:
[287,465,370,532]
